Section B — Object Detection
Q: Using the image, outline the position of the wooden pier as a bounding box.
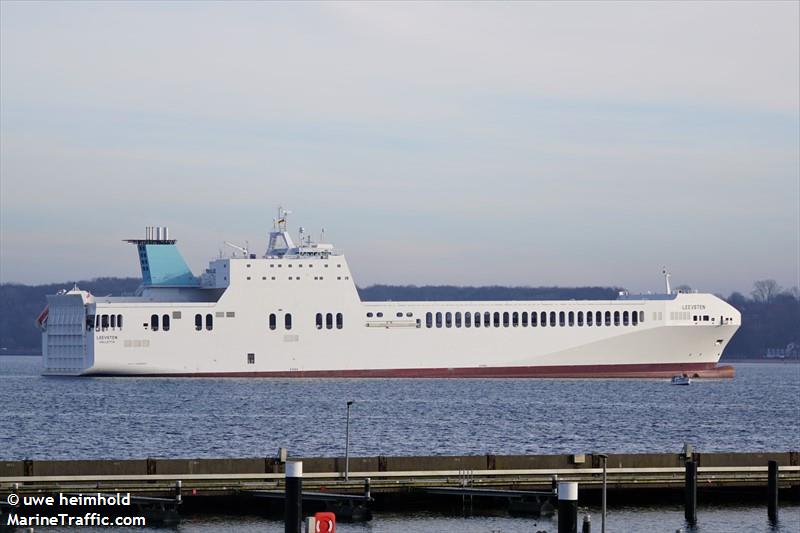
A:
[2,451,798,518]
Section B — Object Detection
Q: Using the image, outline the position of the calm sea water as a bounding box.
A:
[1,358,798,459]
[2,357,799,532]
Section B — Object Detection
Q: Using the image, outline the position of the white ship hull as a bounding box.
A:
[41,222,741,378]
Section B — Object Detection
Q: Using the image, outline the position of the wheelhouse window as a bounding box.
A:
[436,312,443,328]
[631,311,638,326]
[205,314,213,331]
[493,312,500,328]
[503,312,510,327]
[464,312,471,328]
[604,311,611,326]
[559,311,566,327]
[101,314,109,330]
[512,312,519,327]
[577,311,583,327]
[550,311,557,327]
[455,312,462,328]
[269,313,276,330]
[110,315,116,328]
[326,313,333,330]
[596,311,602,326]
[639,311,645,323]
[162,314,170,331]
[614,311,620,326]
[445,312,452,328]
[623,311,629,326]
[316,313,323,329]
[150,314,159,331]
[195,314,202,331]
[426,312,433,328]
[483,312,490,327]
[117,314,123,329]
[521,312,528,327]
[336,313,343,329]
[586,311,593,326]
[541,311,547,327]
[531,311,538,327]
[285,313,292,330]
[568,311,574,327]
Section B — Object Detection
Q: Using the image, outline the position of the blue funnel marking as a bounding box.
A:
[137,243,199,286]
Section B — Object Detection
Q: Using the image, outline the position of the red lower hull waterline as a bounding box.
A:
[97,362,736,379]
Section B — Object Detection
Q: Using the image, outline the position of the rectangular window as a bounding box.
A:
[172,311,182,319]
[226,311,235,318]
[247,353,255,364]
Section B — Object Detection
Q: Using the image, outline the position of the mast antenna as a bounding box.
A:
[662,267,672,294]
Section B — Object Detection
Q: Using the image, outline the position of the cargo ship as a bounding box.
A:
[39,210,739,378]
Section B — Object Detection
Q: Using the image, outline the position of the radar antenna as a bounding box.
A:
[662,267,672,294]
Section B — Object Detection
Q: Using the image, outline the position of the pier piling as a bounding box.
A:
[285,461,302,533]
[557,482,578,533]
[768,460,778,521]
[684,461,697,524]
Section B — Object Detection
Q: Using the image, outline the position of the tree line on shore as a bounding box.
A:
[0,277,796,358]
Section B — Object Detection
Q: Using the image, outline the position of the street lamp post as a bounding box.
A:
[345,400,354,481]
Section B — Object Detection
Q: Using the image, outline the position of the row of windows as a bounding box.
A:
[92,314,123,330]
[150,314,173,331]
[316,313,344,329]
[194,314,214,331]
[247,262,344,269]
[424,310,645,329]
[268,313,292,330]
[366,311,414,318]
[245,275,350,281]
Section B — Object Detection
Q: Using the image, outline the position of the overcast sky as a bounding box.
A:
[1,1,798,295]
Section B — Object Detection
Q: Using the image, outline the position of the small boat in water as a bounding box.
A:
[671,374,692,385]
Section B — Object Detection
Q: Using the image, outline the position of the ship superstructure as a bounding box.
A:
[40,210,740,378]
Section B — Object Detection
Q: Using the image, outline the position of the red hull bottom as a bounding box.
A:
[103,362,736,379]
